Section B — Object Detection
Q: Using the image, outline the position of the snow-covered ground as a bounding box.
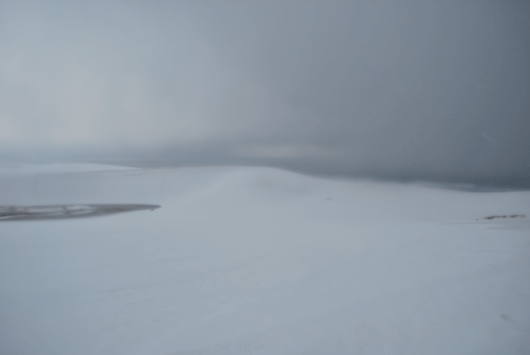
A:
[0,165,529,355]
[0,163,138,178]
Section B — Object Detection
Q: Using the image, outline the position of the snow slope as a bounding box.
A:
[0,165,529,354]
[0,163,138,178]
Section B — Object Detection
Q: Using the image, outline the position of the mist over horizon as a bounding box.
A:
[1,1,529,186]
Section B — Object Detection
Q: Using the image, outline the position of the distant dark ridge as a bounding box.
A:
[7,154,528,191]
[102,158,530,191]
[468,176,530,190]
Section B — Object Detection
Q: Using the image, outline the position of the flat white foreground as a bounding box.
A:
[0,165,529,355]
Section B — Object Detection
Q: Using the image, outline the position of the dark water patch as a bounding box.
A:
[0,204,160,221]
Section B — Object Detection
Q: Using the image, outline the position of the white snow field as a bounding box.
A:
[0,165,529,355]
[0,163,139,178]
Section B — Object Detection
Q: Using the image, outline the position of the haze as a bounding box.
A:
[1,1,529,185]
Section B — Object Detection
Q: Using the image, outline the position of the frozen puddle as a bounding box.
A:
[0,204,160,221]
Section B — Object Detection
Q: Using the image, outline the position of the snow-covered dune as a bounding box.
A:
[0,165,529,355]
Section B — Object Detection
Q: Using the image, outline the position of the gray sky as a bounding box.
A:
[1,1,529,183]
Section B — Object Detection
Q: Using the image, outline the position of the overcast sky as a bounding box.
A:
[1,1,529,182]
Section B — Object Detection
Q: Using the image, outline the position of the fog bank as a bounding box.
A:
[1,1,529,184]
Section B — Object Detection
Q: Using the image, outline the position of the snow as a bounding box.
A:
[0,165,529,355]
[0,163,138,178]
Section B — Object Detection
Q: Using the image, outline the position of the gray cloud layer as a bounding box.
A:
[1,1,529,183]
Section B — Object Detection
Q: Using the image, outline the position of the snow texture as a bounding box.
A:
[0,165,529,354]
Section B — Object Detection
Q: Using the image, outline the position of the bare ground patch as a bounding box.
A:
[476,214,526,221]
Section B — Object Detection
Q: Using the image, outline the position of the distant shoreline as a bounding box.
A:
[0,204,160,221]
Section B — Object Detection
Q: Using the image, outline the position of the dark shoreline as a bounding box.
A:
[0,204,160,221]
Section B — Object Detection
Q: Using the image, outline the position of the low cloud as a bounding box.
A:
[1,1,529,183]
